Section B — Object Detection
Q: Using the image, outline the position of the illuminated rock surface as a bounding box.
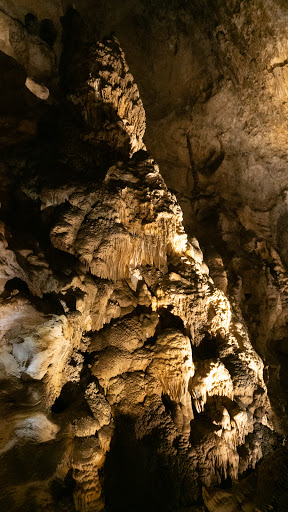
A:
[1,2,288,512]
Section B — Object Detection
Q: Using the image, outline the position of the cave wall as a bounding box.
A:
[1,1,288,511]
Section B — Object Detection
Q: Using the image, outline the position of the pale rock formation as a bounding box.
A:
[190,360,234,414]
[25,77,49,99]
[0,7,56,81]
[149,329,194,432]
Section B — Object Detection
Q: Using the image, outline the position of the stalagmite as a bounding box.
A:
[0,7,283,512]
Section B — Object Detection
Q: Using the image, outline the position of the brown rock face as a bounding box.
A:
[1,2,288,512]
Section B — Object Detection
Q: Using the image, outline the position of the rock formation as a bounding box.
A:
[1,2,288,512]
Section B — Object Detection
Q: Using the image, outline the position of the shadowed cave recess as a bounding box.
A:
[2,1,288,511]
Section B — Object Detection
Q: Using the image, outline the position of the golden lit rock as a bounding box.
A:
[0,4,287,512]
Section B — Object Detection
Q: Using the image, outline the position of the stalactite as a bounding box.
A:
[189,361,234,413]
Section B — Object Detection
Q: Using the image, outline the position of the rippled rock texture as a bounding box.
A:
[1,2,288,512]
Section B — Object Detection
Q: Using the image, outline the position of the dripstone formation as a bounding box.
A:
[1,3,288,512]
